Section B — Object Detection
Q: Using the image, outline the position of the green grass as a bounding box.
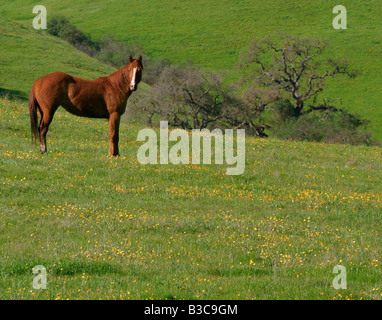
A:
[0,18,114,99]
[0,1,381,300]
[0,97,381,300]
[1,0,381,139]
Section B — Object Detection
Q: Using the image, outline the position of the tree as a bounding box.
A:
[128,65,236,130]
[96,34,144,68]
[141,57,172,86]
[239,33,357,113]
[228,86,280,137]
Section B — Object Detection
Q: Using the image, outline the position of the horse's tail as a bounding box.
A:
[29,86,40,143]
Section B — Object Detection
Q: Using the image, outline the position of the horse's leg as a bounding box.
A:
[39,106,57,154]
[108,112,121,156]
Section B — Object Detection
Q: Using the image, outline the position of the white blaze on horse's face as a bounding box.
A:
[130,67,138,91]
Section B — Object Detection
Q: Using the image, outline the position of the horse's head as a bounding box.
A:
[128,55,143,92]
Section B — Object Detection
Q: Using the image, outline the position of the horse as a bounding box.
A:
[29,55,143,156]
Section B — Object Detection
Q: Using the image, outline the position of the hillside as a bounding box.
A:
[1,0,381,139]
[1,2,381,301]
[0,97,381,299]
[0,19,114,99]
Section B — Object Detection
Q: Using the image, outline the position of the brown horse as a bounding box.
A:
[29,55,143,156]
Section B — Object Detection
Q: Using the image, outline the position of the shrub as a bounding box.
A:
[271,99,301,122]
[271,108,377,146]
[47,16,98,56]
[95,34,144,68]
[47,16,168,84]
[128,65,234,130]
[142,57,172,85]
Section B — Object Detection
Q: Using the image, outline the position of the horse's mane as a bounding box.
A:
[108,64,133,94]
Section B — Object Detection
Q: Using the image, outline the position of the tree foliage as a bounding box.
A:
[239,34,358,112]
[128,65,238,130]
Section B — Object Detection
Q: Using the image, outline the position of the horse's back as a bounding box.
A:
[34,71,74,84]
[33,72,75,100]
[33,71,110,118]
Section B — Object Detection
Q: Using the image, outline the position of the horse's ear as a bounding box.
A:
[129,55,133,63]
[138,55,142,62]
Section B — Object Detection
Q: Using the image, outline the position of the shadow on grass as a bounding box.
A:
[0,87,28,100]
[1,260,127,276]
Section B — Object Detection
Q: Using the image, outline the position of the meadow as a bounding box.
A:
[0,18,114,99]
[1,0,382,139]
[0,97,381,299]
[0,0,381,301]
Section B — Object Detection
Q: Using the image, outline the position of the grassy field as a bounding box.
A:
[0,97,381,300]
[0,19,114,99]
[0,0,381,301]
[1,0,382,139]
